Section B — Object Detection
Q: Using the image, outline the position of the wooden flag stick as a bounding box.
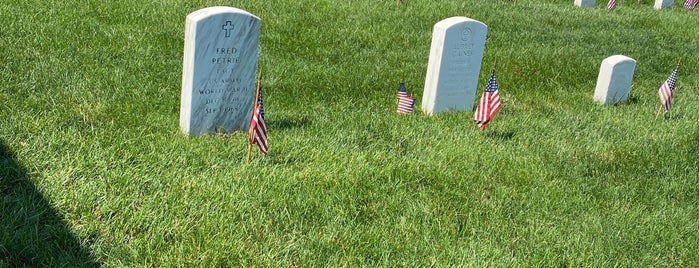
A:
[655,105,663,119]
[247,71,262,163]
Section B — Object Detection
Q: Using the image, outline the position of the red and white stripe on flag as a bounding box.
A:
[396,82,415,114]
[249,105,268,154]
[658,82,673,113]
[397,95,415,114]
[658,67,678,113]
[473,70,501,130]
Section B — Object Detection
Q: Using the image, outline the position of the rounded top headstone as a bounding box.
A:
[187,6,260,21]
[603,55,636,65]
[180,6,261,136]
[435,16,487,29]
[422,16,488,115]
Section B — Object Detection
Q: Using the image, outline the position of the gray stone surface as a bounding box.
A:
[654,0,674,9]
[180,6,260,136]
[594,55,636,105]
[422,17,487,115]
[574,0,596,7]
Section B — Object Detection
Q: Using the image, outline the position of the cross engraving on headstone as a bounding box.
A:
[222,21,235,37]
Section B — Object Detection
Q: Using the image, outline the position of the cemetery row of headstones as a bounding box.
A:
[179,6,681,137]
[178,8,491,136]
[575,0,691,9]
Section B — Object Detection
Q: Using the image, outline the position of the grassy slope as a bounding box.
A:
[1,0,698,266]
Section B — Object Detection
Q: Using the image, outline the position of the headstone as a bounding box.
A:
[574,0,596,7]
[422,17,487,115]
[654,0,674,9]
[180,6,261,136]
[593,55,636,105]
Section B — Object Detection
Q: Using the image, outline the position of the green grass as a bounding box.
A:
[2,0,699,266]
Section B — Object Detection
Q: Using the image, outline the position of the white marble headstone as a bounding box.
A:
[654,0,674,9]
[574,0,596,7]
[422,17,487,115]
[593,55,636,105]
[180,6,260,136]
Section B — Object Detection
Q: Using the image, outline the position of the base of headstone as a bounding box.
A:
[574,0,596,7]
[654,0,674,9]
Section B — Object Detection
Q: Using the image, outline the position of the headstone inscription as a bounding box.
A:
[654,0,674,9]
[593,55,636,105]
[574,0,596,7]
[422,17,487,115]
[180,6,260,136]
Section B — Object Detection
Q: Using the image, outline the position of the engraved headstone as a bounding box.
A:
[574,0,596,7]
[180,6,260,136]
[593,55,636,105]
[654,0,674,9]
[422,17,487,115]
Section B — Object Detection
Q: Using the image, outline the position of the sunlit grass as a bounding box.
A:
[1,0,698,266]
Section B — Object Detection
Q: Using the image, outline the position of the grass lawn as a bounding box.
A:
[1,0,698,266]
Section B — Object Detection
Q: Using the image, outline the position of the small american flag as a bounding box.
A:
[684,0,698,10]
[249,88,268,154]
[397,82,415,114]
[658,67,678,113]
[473,69,501,130]
[607,0,617,10]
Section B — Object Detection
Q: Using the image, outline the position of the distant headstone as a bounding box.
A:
[574,0,596,7]
[180,6,261,136]
[593,55,636,105]
[654,0,674,9]
[422,17,487,115]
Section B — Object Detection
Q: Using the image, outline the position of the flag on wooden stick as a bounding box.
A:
[607,0,617,10]
[397,82,416,114]
[684,0,699,10]
[248,77,268,155]
[658,66,679,114]
[473,68,501,130]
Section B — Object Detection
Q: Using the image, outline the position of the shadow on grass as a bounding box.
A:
[664,113,684,120]
[624,96,639,105]
[0,140,99,267]
[653,111,685,120]
[485,130,516,141]
[268,116,310,130]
